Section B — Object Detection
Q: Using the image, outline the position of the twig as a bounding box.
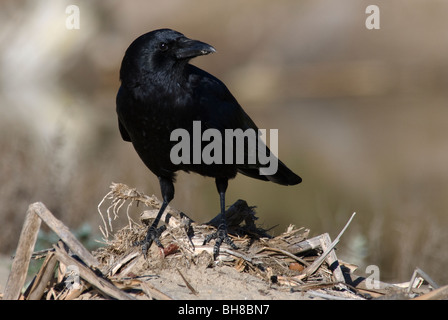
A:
[217,248,252,263]
[291,281,341,292]
[176,268,198,295]
[97,189,113,238]
[407,267,439,293]
[307,290,357,300]
[3,206,42,300]
[138,280,173,300]
[25,252,58,300]
[30,248,55,260]
[109,251,140,277]
[257,246,309,266]
[301,212,356,279]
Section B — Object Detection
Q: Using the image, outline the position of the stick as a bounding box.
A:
[25,252,58,300]
[307,290,357,300]
[30,202,99,268]
[138,280,173,300]
[412,284,448,300]
[53,245,136,300]
[285,234,325,255]
[3,206,42,300]
[176,267,198,295]
[257,246,310,266]
[320,233,345,282]
[109,251,140,276]
[407,267,439,293]
[220,248,254,263]
[302,212,356,279]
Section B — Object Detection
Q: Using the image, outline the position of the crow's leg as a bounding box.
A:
[134,176,174,258]
[203,177,238,259]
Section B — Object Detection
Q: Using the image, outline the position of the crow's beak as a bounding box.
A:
[175,37,216,60]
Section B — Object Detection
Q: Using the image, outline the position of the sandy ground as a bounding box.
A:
[110,252,321,300]
[132,258,314,300]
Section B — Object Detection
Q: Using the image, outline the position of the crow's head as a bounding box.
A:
[120,29,215,86]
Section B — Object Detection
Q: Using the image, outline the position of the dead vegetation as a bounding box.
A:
[2,183,447,300]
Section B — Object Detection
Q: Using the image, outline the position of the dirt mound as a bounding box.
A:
[2,183,444,300]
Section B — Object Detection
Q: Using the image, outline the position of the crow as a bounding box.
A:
[116,29,301,259]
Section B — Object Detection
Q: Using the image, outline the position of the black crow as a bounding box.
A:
[116,29,301,259]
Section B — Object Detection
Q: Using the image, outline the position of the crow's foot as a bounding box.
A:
[134,225,167,258]
[203,224,238,260]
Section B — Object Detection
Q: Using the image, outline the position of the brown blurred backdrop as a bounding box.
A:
[1,0,448,284]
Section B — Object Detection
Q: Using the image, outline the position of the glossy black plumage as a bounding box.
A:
[116,29,301,258]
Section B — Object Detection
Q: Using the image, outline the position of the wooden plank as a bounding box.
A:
[30,202,99,268]
[3,206,42,300]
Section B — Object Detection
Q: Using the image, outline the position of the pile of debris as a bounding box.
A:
[2,183,447,300]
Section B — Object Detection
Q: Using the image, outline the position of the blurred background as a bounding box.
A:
[1,0,448,285]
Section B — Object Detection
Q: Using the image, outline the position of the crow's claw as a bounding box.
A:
[203,224,238,260]
[133,225,167,258]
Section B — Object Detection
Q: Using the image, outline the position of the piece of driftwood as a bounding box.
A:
[320,233,345,283]
[407,267,439,293]
[257,246,309,266]
[413,284,448,300]
[301,212,356,280]
[52,244,135,300]
[25,252,58,300]
[343,272,400,297]
[108,251,140,277]
[3,206,42,300]
[138,280,173,300]
[4,200,141,300]
[307,289,356,300]
[111,278,173,300]
[31,202,99,268]
[176,267,199,295]
[284,234,323,255]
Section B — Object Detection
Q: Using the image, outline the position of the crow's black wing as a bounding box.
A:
[189,65,301,185]
[118,118,132,142]
[116,86,132,142]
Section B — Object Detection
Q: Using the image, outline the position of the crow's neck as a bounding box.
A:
[123,65,191,101]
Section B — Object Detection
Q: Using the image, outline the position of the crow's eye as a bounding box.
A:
[159,42,169,51]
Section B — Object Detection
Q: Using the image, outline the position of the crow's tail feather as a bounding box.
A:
[238,159,301,186]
